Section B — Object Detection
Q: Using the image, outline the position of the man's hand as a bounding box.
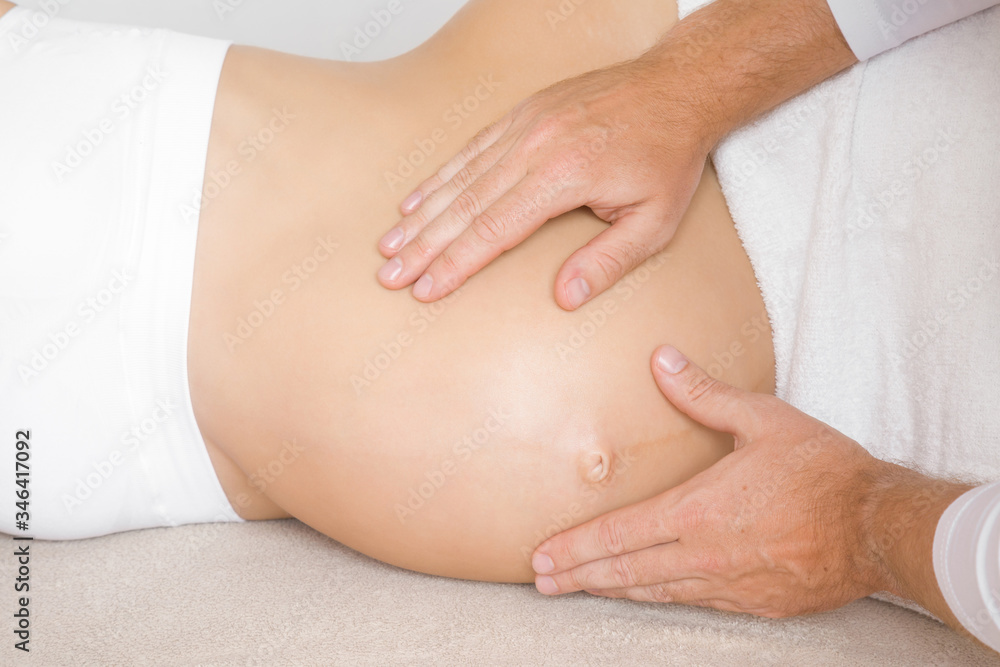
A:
[376,0,857,309]
[376,57,709,310]
[530,346,974,631]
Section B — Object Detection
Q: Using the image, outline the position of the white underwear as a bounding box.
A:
[0,8,244,539]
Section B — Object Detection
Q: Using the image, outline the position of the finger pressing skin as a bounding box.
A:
[554,211,675,311]
[650,345,763,442]
[398,115,513,216]
[532,493,680,577]
[380,138,518,258]
[377,167,530,292]
[534,542,685,595]
[411,153,525,251]
[414,177,581,300]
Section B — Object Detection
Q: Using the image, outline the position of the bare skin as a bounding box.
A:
[379,0,857,310]
[5,1,991,653]
[1,0,773,582]
[533,346,985,650]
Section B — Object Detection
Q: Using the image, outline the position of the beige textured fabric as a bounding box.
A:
[5,519,998,665]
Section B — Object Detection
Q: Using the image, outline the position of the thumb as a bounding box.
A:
[650,345,761,443]
[554,210,676,311]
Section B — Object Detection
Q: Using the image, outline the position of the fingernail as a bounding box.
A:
[380,227,405,252]
[532,553,555,574]
[401,191,423,214]
[378,257,403,283]
[536,576,559,595]
[413,274,434,299]
[655,345,688,374]
[566,277,591,309]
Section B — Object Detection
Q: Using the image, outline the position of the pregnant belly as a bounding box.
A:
[189,156,772,582]
[186,48,772,582]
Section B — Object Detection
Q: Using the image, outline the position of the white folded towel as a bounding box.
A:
[675,0,1000,621]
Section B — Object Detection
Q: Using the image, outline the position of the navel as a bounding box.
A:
[579,449,614,484]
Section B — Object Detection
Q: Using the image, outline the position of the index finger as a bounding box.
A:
[413,176,577,300]
[532,491,681,575]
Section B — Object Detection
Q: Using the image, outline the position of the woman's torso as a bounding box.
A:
[187,0,775,581]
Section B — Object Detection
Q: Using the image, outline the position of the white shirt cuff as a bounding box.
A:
[933,480,1000,652]
[826,0,1000,60]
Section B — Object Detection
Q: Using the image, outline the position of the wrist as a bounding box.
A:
[858,458,973,606]
[641,0,857,153]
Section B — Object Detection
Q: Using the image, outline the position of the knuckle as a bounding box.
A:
[647,583,674,603]
[596,516,628,556]
[590,248,628,285]
[451,165,477,192]
[675,500,705,531]
[403,205,430,230]
[452,189,483,222]
[565,567,590,593]
[685,374,722,405]
[437,247,465,276]
[610,556,639,588]
[589,242,648,286]
[474,117,507,148]
[408,234,437,262]
[471,211,507,246]
[469,124,494,149]
[703,502,728,527]
[458,136,485,164]
[527,113,565,146]
[617,242,647,272]
[539,152,582,186]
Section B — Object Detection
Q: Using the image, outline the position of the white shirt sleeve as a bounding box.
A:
[826,0,1000,60]
[933,480,1000,652]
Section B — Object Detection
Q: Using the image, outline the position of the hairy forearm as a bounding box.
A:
[858,460,989,649]
[635,0,858,153]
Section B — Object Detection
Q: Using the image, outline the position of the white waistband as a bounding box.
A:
[0,9,242,538]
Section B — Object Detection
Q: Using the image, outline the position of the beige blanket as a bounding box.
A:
[7,519,997,665]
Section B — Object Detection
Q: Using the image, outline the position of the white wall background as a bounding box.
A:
[19,0,470,61]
